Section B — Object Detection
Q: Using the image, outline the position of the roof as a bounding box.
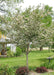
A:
[0,32,10,43]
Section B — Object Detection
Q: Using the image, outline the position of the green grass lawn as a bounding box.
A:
[0,50,54,75]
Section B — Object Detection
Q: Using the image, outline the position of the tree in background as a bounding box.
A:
[41,5,53,27]
[51,21,54,49]
[38,5,53,51]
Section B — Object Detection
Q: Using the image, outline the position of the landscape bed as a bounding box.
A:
[0,50,54,75]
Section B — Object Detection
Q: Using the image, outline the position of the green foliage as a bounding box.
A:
[41,5,53,27]
[52,44,54,48]
[44,5,53,13]
[0,64,12,75]
[52,36,54,48]
[42,15,52,27]
[21,47,26,52]
[6,47,10,51]
[15,47,22,56]
[7,50,14,57]
[41,60,54,69]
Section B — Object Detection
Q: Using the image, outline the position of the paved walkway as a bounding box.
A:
[29,72,40,75]
[29,69,54,75]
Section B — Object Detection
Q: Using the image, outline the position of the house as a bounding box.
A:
[0,32,16,55]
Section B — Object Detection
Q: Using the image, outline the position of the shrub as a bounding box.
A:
[21,47,26,52]
[41,60,54,69]
[29,66,36,71]
[15,47,22,56]
[16,66,29,75]
[0,64,12,75]
[35,67,48,73]
[6,47,10,51]
[7,50,14,57]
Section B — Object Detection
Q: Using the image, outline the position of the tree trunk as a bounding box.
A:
[26,52,28,68]
[40,46,43,51]
[26,44,29,69]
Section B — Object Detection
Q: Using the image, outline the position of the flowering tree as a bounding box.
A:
[0,0,23,14]
[0,0,23,34]
[3,5,54,68]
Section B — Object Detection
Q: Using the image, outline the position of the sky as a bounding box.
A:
[21,0,54,10]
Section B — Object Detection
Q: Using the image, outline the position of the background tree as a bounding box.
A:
[51,21,54,49]
[38,5,53,51]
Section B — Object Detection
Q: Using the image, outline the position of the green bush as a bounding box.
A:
[52,43,54,48]
[51,50,54,52]
[41,60,54,69]
[6,47,10,51]
[21,47,26,52]
[15,47,22,56]
[7,50,14,57]
[0,64,12,75]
